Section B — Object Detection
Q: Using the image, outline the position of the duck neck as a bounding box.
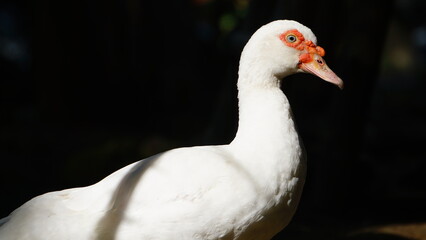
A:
[231,74,301,164]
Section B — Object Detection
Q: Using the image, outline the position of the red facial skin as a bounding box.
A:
[279,29,325,64]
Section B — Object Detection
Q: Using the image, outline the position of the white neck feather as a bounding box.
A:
[230,72,305,213]
[231,45,301,160]
[231,79,298,158]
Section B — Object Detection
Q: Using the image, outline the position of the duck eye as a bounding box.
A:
[286,34,297,43]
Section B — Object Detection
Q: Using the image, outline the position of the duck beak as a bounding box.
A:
[298,53,344,90]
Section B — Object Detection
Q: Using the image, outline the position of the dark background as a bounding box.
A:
[1,0,425,239]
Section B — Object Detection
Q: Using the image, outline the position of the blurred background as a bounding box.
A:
[0,0,425,239]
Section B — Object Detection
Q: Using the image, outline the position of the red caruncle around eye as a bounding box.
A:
[279,29,305,50]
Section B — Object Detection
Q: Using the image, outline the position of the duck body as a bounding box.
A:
[0,89,305,240]
[0,20,342,239]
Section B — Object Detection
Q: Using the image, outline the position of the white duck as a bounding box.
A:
[0,20,342,240]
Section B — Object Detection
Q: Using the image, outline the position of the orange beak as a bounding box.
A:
[297,44,343,89]
[299,53,343,89]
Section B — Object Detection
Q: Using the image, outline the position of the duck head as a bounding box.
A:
[238,20,343,89]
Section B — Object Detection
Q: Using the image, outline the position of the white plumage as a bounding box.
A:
[0,20,342,240]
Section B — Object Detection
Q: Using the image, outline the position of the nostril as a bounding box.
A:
[316,59,323,65]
